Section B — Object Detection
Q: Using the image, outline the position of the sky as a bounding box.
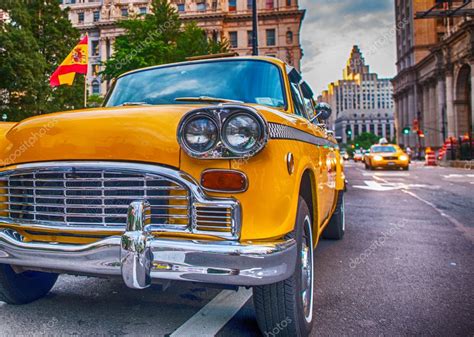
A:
[299,0,397,96]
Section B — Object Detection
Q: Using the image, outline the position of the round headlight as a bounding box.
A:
[222,114,262,154]
[182,117,218,153]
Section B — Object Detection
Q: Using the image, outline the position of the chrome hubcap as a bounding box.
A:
[300,216,314,323]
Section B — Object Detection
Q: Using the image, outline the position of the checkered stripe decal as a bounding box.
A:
[268,123,334,147]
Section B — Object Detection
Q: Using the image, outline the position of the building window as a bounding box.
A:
[177,3,185,12]
[91,40,99,56]
[92,80,100,95]
[121,8,128,17]
[247,0,253,9]
[212,0,218,10]
[139,7,147,15]
[197,2,207,11]
[78,12,84,23]
[266,29,276,46]
[229,0,236,11]
[286,30,293,44]
[266,0,274,9]
[229,31,238,48]
[286,0,291,5]
[93,11,100,22]
[247,31,253,47]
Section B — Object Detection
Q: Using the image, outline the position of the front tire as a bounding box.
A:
[0,264,58,304]
[253,197,314,337]
[323,191,345,240]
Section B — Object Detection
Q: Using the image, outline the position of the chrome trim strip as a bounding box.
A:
[0,161,242,240]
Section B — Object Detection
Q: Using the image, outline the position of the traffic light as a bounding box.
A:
[402,127,410,135]
[345,126,352,136]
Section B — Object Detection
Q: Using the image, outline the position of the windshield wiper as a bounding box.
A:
[175,96,244,104]
[120,102,150,106]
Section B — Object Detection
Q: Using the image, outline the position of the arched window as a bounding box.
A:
[92,80,100,95]
[286,30,293,45]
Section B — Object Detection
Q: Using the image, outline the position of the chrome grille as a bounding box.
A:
[194,205,234,235]
[383,156,398,161]
[0,168,190,229]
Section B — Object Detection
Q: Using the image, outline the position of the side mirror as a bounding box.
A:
[314,102,332,121]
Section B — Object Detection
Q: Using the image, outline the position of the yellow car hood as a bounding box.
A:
[0,105,205,168]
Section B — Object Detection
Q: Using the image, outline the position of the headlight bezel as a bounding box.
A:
[180,114,219,155]
[177,105,268,159]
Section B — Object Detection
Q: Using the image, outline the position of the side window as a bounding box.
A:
[290,82,306,117]
[304,97,316,120]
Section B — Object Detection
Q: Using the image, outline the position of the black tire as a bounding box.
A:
[0,264,58,304]
[403,166,409,171]
[323,191,345,240]
[253,197,314,337]
[364,162,369,170]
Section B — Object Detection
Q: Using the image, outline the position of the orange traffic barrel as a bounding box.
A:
[425,150,437,166]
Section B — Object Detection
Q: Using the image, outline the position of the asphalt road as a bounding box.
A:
[0,162,473,336]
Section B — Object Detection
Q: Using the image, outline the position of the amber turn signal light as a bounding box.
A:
[201,170,248,193]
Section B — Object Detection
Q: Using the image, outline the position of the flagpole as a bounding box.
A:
[84,74,87,108]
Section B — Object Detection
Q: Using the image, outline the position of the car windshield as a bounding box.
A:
[105,60,286,108]
[372,146,396,153]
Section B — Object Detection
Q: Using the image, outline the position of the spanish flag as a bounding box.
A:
[50,35,88,87]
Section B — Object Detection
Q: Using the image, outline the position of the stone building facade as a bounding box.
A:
[392,0,473,151]
[60,0,305,96]
[319,46,395,144]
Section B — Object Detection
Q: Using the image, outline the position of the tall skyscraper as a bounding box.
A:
[319,46,395,144]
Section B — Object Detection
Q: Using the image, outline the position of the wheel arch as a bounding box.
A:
[298,169,318,243]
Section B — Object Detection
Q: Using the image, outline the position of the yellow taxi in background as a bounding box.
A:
[364,144,410,170]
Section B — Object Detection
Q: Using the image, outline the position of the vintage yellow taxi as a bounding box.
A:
[364,144,410,170]
[0,56,345,336]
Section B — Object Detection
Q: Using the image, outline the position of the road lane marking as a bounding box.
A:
[353,180,438,191]
[402,190,474,243]
[170,288,252,337]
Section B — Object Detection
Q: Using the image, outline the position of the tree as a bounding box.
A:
[101,0,228,80]
[0,0,83,121]
[348,132,380,150]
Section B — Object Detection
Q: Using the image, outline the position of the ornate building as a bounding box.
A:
[60,0,305,96]
[319,46,395,144]
[392,0,473,151]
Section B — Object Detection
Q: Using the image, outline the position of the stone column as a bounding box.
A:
[358,123,362,135]
[382,121,387,138]
[390,122,394,140]
[374,120,379,136]
[437,76,446,147]
[408,88,416,147]
[350,122,355,141]
[445,69,455,136]
[471,62,474,139]
[342,120,347,144]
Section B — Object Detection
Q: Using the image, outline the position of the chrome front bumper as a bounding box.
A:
[0,201,296,288]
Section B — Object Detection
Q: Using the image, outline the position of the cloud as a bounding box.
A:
[299,0,396,95]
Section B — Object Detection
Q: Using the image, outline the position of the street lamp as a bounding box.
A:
[251,0,259,56]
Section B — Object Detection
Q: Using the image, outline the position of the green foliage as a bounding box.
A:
[87,94,104,108]
[101,0,229,80]
[347,132,380,150]
[0,0,83,121]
